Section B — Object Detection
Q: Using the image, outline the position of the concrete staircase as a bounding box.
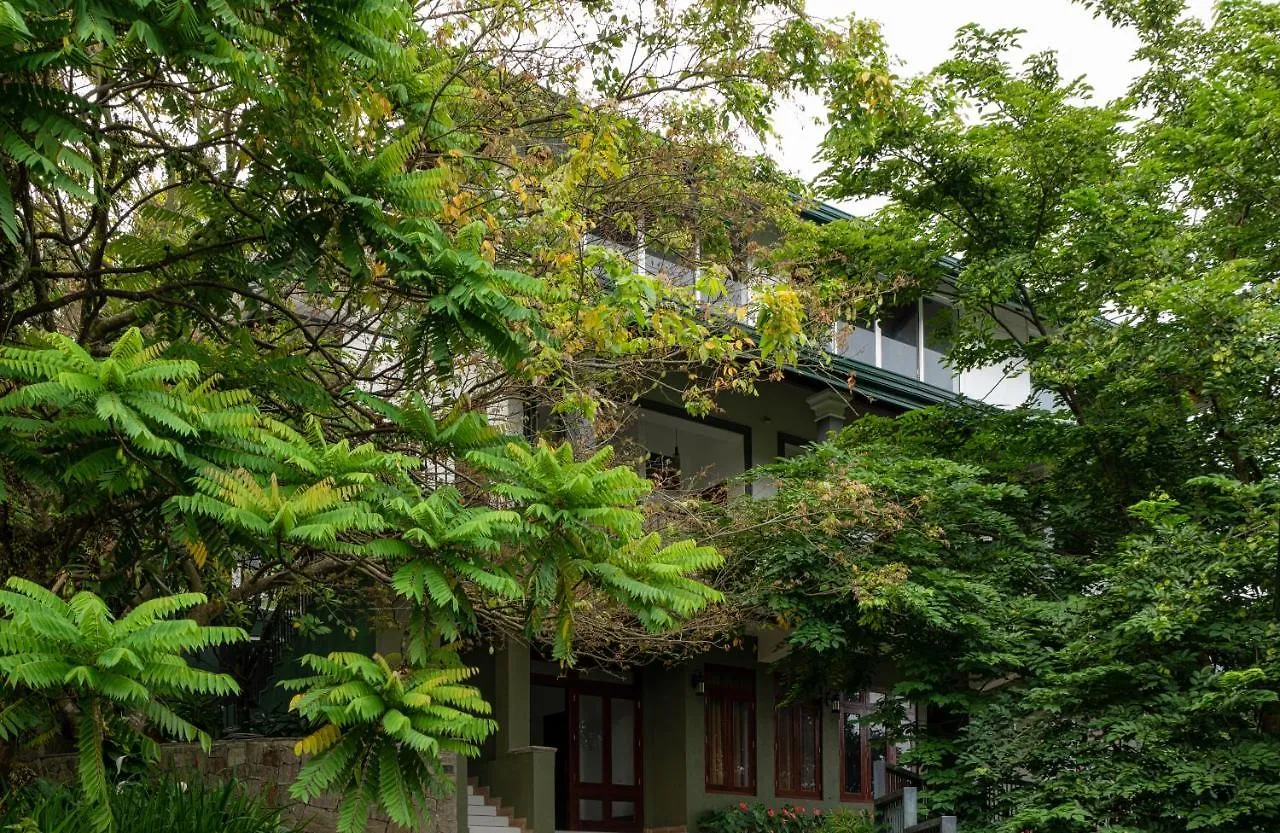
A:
[466,779,525,833]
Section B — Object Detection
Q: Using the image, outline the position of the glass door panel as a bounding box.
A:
[578,694,605,784]
[610,698,636,785]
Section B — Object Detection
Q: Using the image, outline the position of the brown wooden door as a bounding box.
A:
[567,684,643,831]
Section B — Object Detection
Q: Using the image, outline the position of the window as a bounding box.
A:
[879,304,920,379]
[833,319,875,363]
[839,691,903,802]
[705,665,756,794]
[774,698,822,798]
[830,298,958,393]
[921,299,954,389]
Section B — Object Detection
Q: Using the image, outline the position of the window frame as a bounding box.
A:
[703,664,757,795]
[838,690,898,803]
[829,296,958,392]
[773,696,823,800]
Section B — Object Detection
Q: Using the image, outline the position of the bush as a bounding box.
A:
[821,808,877,833]
[0,780,85,833]
[699,802,825,833]
[0,776,299,833]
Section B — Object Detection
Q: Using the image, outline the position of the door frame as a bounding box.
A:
[531,670,644,831]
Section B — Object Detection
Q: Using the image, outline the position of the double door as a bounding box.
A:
[534,671,643,831]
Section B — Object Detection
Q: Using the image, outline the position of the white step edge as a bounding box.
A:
[470,815,514,827]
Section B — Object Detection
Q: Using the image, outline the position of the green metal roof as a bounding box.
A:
[789,348,969,412]
[791,200,972,411]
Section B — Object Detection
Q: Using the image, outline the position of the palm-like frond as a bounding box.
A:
[0,580,247,827]
[283,648,493,833]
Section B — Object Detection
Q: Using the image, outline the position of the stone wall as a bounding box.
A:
[27,738,457,833]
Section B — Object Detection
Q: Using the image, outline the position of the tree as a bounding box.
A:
[0,0,890,828]
[0,581,245,831]
[740,2,1280,830]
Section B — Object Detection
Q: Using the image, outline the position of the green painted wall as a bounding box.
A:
[642,666,688,827]
[466,637,884,833]
[674,647,876,832]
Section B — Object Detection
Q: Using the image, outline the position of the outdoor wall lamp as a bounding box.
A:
[692,671,706,696]
[828,694,843,715]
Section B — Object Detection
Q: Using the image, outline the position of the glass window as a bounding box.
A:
[775,699,822,798]
[834,320,876,363]
[840,689,908,802]
[705,665,756,794]
[841,711,865,799]
[880,304,920,379]
[922,299,955,391]
[645,450,680,491]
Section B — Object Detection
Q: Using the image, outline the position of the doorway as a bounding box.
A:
[531,665,643,831]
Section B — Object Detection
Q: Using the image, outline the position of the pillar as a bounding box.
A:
[806,389,849,441]
[493,637,530,753]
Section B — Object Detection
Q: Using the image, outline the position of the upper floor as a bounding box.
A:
[590,200,1052,414]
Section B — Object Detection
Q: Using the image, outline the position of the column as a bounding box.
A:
[805,389,849,441]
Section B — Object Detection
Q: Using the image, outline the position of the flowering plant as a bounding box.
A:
[698,802,825,833]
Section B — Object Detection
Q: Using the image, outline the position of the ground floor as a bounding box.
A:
[460,637,913,833]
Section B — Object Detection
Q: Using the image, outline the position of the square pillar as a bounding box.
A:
[493,637,530,753]
[806,389,849,441]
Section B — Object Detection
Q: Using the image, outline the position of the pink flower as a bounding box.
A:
[813,810,822,818]
[767,809,776,818]
[796,807,806,814]
[738,803,749,812]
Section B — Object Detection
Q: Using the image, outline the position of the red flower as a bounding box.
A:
[813,810,822,817]
[767,809,776,818]
[796,807,806,814]
[738,803,749,812]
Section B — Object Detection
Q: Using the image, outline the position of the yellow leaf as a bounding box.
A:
[184,538,209,569]
[295,723,341,757]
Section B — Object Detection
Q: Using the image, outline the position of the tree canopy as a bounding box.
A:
[723,2,1280,831]
[0,0,886,829]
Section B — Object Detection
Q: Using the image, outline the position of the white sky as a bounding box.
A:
[765,0,1216,213]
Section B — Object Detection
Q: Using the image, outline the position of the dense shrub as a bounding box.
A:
[820,808,877,833]
[0,776,298,833]
[699,802,829,833]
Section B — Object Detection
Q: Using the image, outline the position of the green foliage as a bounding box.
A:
[819,809,877,833]
[470,441,723,662]
[0,776,300,833]
[0,779,86,833]
[282,650,492,833]
[0,581,246,831]
[0,325,724,827]
[724,429,1051,672]
[789,3,1280,831]
[698,802,828,833]
[111,775,298,833]
[0,0,877,824]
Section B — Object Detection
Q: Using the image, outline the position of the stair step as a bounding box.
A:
[471,815,517,827]
[469,804,498,816]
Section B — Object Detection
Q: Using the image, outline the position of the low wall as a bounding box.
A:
[27,738,457,833]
